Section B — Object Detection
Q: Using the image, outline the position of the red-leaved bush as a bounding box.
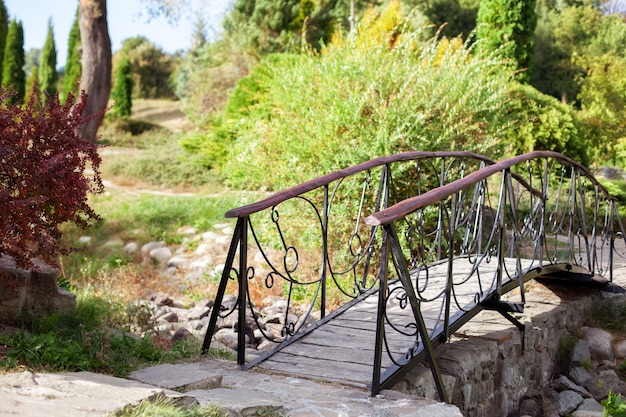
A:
[0,87,104,269]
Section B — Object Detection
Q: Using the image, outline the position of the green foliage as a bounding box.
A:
[118,36,176,99]
[603,392,626,417]
[577,57,626,166]
[61,8,81,104]
[23,65,38,105]
[0,293,201,376]
[225,0,338,53]
[416,0,479,39]
[112,54,134,117]
[217,19,521,190]
[179,54,273,167]
[174,35,256,125]
[38,18,58,100]
[505,83,589,164]
[599,179,626,207]
[1,19,25,102]
[0,0,7,77]
[476,0,537,83]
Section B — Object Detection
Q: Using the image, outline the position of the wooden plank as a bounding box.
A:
[261,352,374,385]
[255,255,574,390]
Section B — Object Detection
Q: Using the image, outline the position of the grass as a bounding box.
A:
[112,397,286,417]
[0,288,204,376]
[113,397,226,417]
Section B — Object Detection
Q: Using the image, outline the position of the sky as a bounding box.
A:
[4,0,233,69]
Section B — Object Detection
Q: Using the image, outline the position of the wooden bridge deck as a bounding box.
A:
[255,257,540,388]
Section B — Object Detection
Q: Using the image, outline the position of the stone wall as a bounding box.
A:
[0,255,76,323]
[392,283,602,416]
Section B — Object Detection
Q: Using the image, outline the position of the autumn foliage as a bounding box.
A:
[0,87,103,268]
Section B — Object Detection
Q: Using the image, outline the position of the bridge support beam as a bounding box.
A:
[483,299,526,351]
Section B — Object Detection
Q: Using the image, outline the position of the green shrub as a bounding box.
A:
[220,32,518,190]
[505,83,589,165]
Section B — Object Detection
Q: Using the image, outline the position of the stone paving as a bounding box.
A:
[0,359,463,417]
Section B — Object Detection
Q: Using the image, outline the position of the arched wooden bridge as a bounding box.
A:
[202,151,626,402]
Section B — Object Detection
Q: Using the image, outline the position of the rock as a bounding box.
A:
[167,256,189,269]
[103,238,124,248]
[194,243,212,256]
[586,369,623,400]
[556,390,583,416]
[552,375,591,398]
[141,241,166,255]
[152,293,174,307]
[571,411,604,417]
[580,327,614,362]
[124,242,139,254]
[149,247,172,264]
[519,398,542,417]
[576,397,604,413]
[614,339,626,358]
[571,339,591,364]
[159,311,178,323]
[171,327,193,344]
[186,304,210,321]
[78,236,92,245]
[189,255,213,271]
[201,231,219,242]
[214,328,245,351]
[215,235,230,246]
[177,226,198,235]
[0,256,76,323]
[569,367,593,387]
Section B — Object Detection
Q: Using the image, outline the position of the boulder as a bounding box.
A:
[0,256,75,323]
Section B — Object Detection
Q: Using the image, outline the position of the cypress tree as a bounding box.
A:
[476,0,537,83]
[61,8,81,103]
[0,0,8,77]
[2,19,25,102]
[24,65,39,106]
[111,54,133,117]
[39,18,58,101]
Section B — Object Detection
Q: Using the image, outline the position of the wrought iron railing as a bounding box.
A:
[365,150,626,398]
[202,150,626,400]
[201,152,500,363]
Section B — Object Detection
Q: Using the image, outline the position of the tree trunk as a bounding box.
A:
[78,0,111,142]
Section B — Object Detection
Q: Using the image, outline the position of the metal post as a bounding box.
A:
[371,225,390,396]
[321,185,328,318]
[202,217,245,354]
[444,193,455,340]
[386,224,449,403]
[237,216,249,366]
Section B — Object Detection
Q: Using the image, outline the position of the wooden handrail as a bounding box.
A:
[365,151,613,226]
[225,151,496,218]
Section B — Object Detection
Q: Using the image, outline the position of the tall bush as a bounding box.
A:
[476,0,537,83]
[38,18,58,101]
[111,54,133,117]
[0,0,7,77]
[0,88,103,268]
[1,19,25,103]
[61,9,81,103]
[221,34,518,189]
